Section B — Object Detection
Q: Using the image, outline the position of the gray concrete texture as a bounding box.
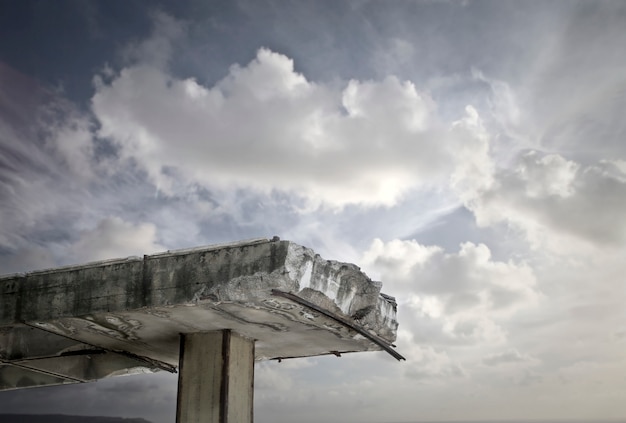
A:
[0,238,401,391]
[176,331,255,423]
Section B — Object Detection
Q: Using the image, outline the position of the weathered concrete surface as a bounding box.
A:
[0,238,400,391]
[176,331,254,423]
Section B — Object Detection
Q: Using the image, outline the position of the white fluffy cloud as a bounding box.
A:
[362,238,540,346]
[92,47,489,208]
[396,330,468,380]
[462,150,626,252]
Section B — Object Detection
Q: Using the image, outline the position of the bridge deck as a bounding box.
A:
[0,238,401,391]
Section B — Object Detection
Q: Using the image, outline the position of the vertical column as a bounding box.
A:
[176,330,255,423]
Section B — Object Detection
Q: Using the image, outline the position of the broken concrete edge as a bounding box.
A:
[1,237,401,363]
[0,237,399,322]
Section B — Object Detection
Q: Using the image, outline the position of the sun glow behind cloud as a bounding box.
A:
[91,43,488,210]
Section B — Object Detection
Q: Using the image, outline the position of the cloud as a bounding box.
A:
[69,216,165,263]
[362,238,540,347]
[0,63,98,255]
[0,63,172,273]
[255,357,317,392]
[121,11,186,68]
[396,330,467,381]
[3,4,626,423]
[519,2,626,159]
[462,150,626,252]
[370,37,416,77]
[0,245,57,275]
[43,107,96,180]
[91,45,490,209]
[0,216,164,274]
[255,364,294,392]
[482,349,537,366]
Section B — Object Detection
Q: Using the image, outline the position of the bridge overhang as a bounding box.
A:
[0,238,402,391]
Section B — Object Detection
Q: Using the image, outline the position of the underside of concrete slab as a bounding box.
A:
[0,238,403,392]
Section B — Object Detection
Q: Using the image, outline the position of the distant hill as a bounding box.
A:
[0,415,152,423]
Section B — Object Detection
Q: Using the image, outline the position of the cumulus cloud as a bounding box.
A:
[362,238,540,345]
[255,363,294,391]
[91,45,490,209]
[462,150,626,251]
[396,330,467,380]
[255,358,317,392]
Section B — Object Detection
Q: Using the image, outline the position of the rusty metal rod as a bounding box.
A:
[271,289,405,361]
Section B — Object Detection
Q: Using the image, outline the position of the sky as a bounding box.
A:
[1,1,626,422]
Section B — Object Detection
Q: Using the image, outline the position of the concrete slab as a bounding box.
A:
[0,238,402,391]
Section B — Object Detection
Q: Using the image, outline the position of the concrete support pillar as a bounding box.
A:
[176,330,255,423]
